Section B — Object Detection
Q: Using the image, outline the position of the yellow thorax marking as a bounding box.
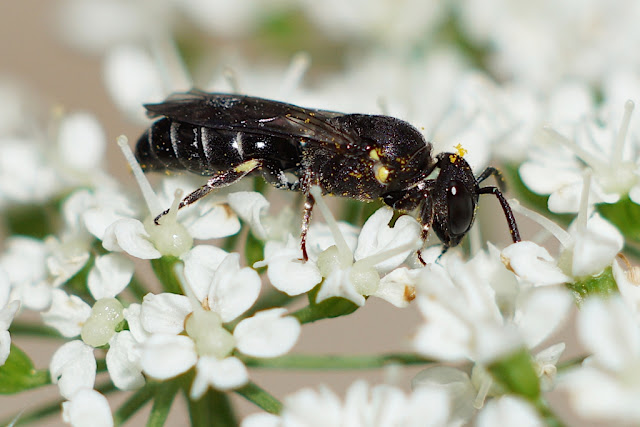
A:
[374,164,390,184]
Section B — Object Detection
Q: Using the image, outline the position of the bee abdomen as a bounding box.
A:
[135,118,243,175]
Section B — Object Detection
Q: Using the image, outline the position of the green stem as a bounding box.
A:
[114,383,157,426]
[8,323,63,340]
[150,257,183,294]
[127,275,151,301]
[240,353,434,370]
[188,389,237,427]
[533,397,566,427]
[235,382,282,415]
[147,379,179,427]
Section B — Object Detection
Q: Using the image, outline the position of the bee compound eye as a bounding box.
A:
[446,181,474,235]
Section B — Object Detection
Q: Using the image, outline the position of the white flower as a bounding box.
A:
[559,296,640,424]
[41,289,92,338]
[63,187,140,242]
[414,247,571,365]
[458,0,640,88]
[106,330,145,390]
[61,388,113,427]
[254,235,323,296]
[316,207,420,306]
[0,236,52,311]
[503,205,623,281]
[476,395,544,427]
[300,0,446,47]
[0,267,20,366]
[136,253,299,397]
[55,0,287,54]
[242,380,454,427]
[520,100,640,213]
[0,106,111,207]
[412,366,476,425]
[87,253,134,300]
[50,340,96,400]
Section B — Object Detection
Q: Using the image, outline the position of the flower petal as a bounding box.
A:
[578,297,639,370]
[57,112,106,172]
[354,208,421,273]
[50,340,96,400]
[477,396,543,427]
[207,254,261,323]
[0,330,11,366]
[41,289,92,338]
[103,45,164,122]
[102,218,161,259]
[141,334,197,380]
[62,388,113,427]
[140,293,191,335]
[374,267,419,307]
[227,191,270,240]
[185,204,241,240]
[88,253,134,300]
[123,303,150,344]
[515,286,572,348]
[235,308,301,357]
[501,241,570,285]
[190,356,249,398]
[182,245,230,302]
[570,213,623,278]
[106,331,144,390]
[259,236,322,296]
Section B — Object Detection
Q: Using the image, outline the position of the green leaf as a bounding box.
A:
[235,382,282,415]
[597,198,640,242]
[291,284,359,324]
[566,265,618,305]
[4,203,56,239]
[488,348,540,401]
[0,344,50,394]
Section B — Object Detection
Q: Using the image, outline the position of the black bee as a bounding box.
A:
[136,91,521,262]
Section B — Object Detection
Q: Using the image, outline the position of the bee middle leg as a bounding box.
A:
[154,159,263,224]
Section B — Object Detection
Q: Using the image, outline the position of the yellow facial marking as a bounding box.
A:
[449,154,457,164]
[234,159,259,173]
[455,143,468,157]
[369,149,380,161]
[374,164,390,184]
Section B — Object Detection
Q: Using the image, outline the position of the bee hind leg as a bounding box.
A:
[153,159,263,225]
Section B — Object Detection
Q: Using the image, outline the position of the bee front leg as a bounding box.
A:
[153,159,263,225]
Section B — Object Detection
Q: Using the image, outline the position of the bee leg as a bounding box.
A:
[477,186,521,243]
[476,166,507,192]
[300,194,315,261]
[153,159,262,225]
[416,196,434,266]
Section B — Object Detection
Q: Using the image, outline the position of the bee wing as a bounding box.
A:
[144,91,356,147]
